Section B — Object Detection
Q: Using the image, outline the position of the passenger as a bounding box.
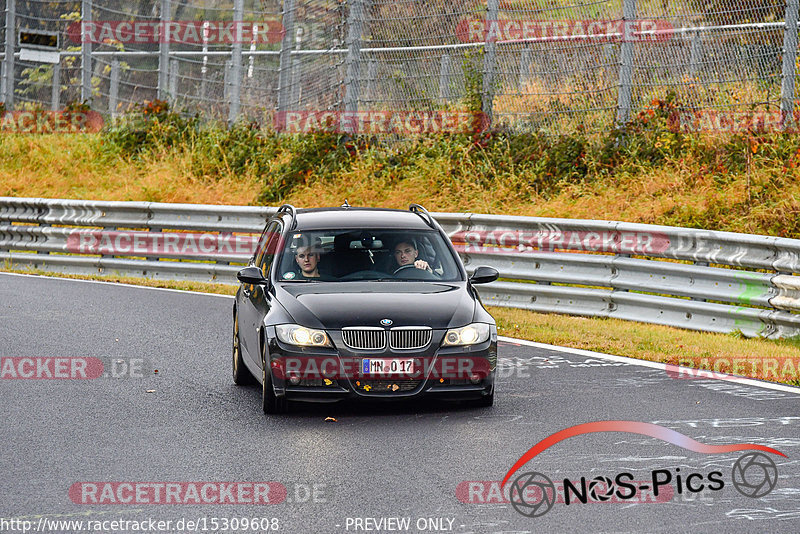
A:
[392,239,433,274]
[295,244,321,279]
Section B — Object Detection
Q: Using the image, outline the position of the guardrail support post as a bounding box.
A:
[228,0,244,125]
[2,0,14,107]
[781,0,799,129]
[343,0,365,130]
[81,0,92,104]
[615,0,636,127]
[276,0,296,126]
[158,0,170,100]
[50,59,60,111]
[482,0,498,129]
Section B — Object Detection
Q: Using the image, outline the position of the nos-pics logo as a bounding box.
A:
[502,421,784,518]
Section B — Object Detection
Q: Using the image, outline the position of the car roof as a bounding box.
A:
[280,207,435,231]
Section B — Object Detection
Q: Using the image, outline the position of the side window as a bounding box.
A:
[253,224,272,266]
[256,222,282,278]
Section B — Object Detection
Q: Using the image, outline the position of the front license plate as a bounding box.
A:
[362,358,415,375]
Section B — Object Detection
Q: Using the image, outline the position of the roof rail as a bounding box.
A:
[277,204,298,230]
[409,204,435,228]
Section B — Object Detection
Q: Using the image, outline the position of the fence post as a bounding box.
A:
[689,30,702,77]
[517,47,531,92]
[81,0,92,104]
[228,0,244,125]
[343,0,365,129]
[615,0,636,127]
[158,0,170,100]
[247,23,257,79]
[224,59,231,102]
[365,59,377,104]
[781,0,799,128]
[290,31,303,108]
[438,54,451,101]
[276,0,296,123]
[201,21,209,102]
[169,58,179,104]
[109,59,119,116]
[2,0,13,107]
[50,59,60,111]
[482,0,498,129]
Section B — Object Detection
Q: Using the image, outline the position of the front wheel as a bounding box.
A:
[261,341,288,414]
[475,392,494,407]
[232,311,254,385]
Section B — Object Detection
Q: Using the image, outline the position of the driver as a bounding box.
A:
[393,239,433,274]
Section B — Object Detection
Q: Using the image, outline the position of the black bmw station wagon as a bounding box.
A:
[232,204,499,413]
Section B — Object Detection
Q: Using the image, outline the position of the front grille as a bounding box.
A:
[389,328,432,350]
[342,328,386,350]
[355,379,422,393]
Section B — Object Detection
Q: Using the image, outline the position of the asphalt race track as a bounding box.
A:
[2,272,799,533]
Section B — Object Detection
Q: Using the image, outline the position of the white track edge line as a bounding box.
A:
[0,271,235,299]
[498,335,800,395]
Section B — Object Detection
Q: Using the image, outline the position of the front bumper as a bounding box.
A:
[265,327,497,403]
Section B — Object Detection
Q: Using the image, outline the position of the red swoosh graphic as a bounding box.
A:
[501,420,786,487]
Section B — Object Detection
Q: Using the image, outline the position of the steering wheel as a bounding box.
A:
[393,264,417,275]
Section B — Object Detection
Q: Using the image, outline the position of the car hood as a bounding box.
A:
[275,281,476,330]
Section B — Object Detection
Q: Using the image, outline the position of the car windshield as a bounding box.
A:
[275,229,463,282]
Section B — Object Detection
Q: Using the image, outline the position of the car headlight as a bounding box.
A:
[442,323,491,346]
[276,324,332,347]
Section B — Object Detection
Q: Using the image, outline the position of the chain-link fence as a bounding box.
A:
[1,0,798,133]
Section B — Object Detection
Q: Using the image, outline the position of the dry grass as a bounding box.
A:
[285,160,800,237]
[0,135,260,205]
[3,134,799,239]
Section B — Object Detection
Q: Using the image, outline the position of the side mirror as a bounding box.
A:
[237,266,267,285]
[469,266,499,285]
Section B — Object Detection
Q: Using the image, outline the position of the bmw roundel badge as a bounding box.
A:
[380,318,393,326]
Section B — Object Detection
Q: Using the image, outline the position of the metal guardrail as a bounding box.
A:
[2,197,800,339]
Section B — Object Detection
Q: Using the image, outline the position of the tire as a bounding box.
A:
[232,311,255,385]
[261,340,288,414]
[474,390,494,408]
[476,393,494,407]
